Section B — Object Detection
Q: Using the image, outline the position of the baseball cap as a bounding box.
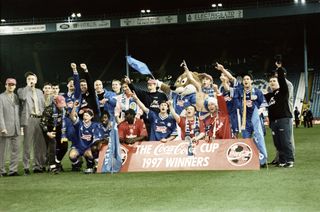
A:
[54,95,66,108]
[5,78,17,85]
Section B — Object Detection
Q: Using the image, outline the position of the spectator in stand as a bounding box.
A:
[132,92,177,142]
[18,71,46,175]
[118,109,148,144]
[294,106,300,128]
[264,62,294,168]
[0,78,20,177]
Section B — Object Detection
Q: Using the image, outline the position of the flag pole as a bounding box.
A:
[125,35,129,78]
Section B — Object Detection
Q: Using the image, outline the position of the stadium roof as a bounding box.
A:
[0,0,312,20]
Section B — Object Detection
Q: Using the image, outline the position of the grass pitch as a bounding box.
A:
[0,125,319,211]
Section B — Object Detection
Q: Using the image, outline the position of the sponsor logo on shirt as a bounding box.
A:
[155,126,168,133]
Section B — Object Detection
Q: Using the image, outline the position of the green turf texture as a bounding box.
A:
[1,125,319,211]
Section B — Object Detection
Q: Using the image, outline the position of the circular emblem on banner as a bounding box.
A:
[59,24,70,29]
[226,142,253,167]
[120,145,128,165]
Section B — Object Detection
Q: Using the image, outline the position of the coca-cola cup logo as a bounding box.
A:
[153,142,189,155]
[226,142,253,167]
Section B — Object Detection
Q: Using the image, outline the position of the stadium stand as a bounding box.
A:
[293,72,306,112]
[310,71,320,118]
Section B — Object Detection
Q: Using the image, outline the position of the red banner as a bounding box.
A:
[97,139,260,173]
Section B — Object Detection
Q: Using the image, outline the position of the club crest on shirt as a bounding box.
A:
[177,99,185,107]
[251,95,257,100]
[129,102,137,111]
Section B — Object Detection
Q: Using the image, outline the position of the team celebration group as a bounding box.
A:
[0,60,295,176]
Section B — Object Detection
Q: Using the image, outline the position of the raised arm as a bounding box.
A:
[181,60,202,92]
[168,100,180,124]
[125,76,147,100]
[70,100,80,123]
[275,62,289,95]
[132,91,149,114]
[80,63,100,117]
[215,62,236,84]
[220,74,231,92]
[71,63,81,100]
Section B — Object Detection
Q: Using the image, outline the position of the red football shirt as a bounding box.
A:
[203,95,232,139]
[178,116,205,140]
[118,118,148,140]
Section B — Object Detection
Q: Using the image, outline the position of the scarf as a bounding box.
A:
[241,89,252,130]
[208,113,218,139]
[185,116,200,137]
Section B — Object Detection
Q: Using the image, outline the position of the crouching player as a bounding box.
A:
[92,112,111,164]
[69,101,103,173]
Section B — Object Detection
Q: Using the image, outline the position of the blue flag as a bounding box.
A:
[251,107,268,165]
[101,119,122,173]
[126,56,152,75]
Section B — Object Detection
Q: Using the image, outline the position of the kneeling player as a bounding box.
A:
[91,112,111,162]
[69,102,103,173]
